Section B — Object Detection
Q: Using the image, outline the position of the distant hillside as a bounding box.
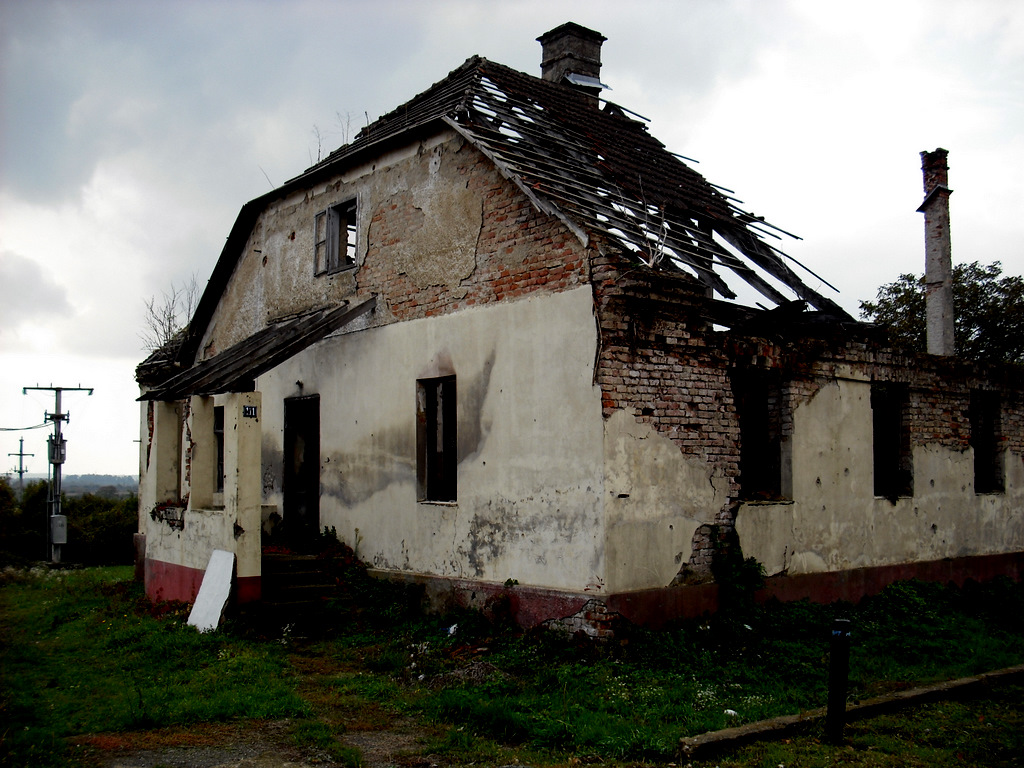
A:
[17,474,138,498]
[65,474,138,490]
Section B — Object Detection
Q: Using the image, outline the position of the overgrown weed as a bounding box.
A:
[3,563,1023,767]
[0,566,307,767]
[344,575,1024,763]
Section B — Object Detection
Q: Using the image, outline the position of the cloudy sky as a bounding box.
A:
[2,0,1022,477]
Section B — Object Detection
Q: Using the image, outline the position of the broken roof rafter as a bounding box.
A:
[171,54,851,376]
[141,298,376,402]
[441,61,850,313]
[459,120,778,295]
[443,117,591,247]
[457,122,737,294]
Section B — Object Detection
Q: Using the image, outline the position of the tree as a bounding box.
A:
[140,274,199,352]
[0,478,47,564]
[860,261,1024,366]
[64,492,139,565]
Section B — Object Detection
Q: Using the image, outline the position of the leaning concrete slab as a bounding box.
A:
[680,664,1024,760]
[186,549,235,633]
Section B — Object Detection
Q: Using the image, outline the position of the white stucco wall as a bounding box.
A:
[737,376,1024,576]
[602,409,729,593]
[138,399,181,530]
[143,392,263,581]
[257,286,606,592]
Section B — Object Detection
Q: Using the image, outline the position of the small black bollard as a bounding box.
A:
[825,618,852,744]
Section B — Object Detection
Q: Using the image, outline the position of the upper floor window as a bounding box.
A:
[314,199,357,275]
[970,389,1004,494]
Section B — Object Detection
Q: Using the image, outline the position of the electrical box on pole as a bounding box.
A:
[51,515,68,545]
[48,436,67,464]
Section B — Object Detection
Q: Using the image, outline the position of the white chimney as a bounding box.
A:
[917,148,955,356]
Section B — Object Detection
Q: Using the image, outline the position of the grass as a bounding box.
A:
[715,682,1024,767]
[2,561,1023,767]
[385,577,1024,761]
[0,565,309,767]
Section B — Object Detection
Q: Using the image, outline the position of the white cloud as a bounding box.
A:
[0,251,73,347]
[2,0,1023,474]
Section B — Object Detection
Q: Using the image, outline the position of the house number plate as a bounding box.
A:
[243,406,258,418]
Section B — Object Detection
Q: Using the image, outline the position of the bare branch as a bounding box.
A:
[140,273,200,352]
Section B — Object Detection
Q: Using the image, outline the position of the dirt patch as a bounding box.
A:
[72,718,438,768]
[341,724,432,768]
[73,721,320,768]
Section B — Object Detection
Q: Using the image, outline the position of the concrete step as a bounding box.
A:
[261,553,341,606]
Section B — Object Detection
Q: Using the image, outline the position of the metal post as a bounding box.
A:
[22,385,93,563]
[7,437,34,497]
[51,388,64,563]
[826,618,851,744]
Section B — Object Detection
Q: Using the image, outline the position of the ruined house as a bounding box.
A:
[136,23,1024,631]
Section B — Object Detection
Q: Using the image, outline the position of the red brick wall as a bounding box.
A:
[592,252,742,572]
[356,145,589,321]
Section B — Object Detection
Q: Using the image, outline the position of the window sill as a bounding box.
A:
[317,264,358,277]
[418,500,458,507]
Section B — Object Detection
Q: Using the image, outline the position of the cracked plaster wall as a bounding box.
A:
[737,376,1024,577]
[602,409,730,593]
[196,133,460,358]
[144,392,262,587]
[257,286,607,592]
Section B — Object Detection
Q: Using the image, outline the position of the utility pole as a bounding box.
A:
[23,385,94,563]
[7,437,34,497]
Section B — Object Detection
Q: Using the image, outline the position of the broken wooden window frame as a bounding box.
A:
[314,198,358,275]
[416,376,457,503]
[970,389,1004,494]
[871,383,913,501]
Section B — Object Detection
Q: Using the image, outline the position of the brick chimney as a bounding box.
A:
[537,22,607,104]
[917,148,955,356]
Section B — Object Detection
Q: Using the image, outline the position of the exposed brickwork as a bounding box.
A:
[356,143,589,323]
[231,135,1023,607]
[590,250,1024,573]
[543,598,621,641]
[591,252,743,572]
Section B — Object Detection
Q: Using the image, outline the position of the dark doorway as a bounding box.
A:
[283,395,320,547]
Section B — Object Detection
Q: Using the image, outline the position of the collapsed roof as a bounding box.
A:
[311,54,849,318]
[140,37,852,393]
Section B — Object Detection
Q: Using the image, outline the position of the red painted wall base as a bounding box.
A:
[144,557,261,606]
[371,551,1024,631]
[144,551,1022,628]
[759,551,1024,606]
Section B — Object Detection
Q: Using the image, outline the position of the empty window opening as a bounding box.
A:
[314,199,357,275]
[970,390,1004,494]
[871,384,913,500]
[213,405,225,494]
[733,370,785,500]
[417,376,457,502]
